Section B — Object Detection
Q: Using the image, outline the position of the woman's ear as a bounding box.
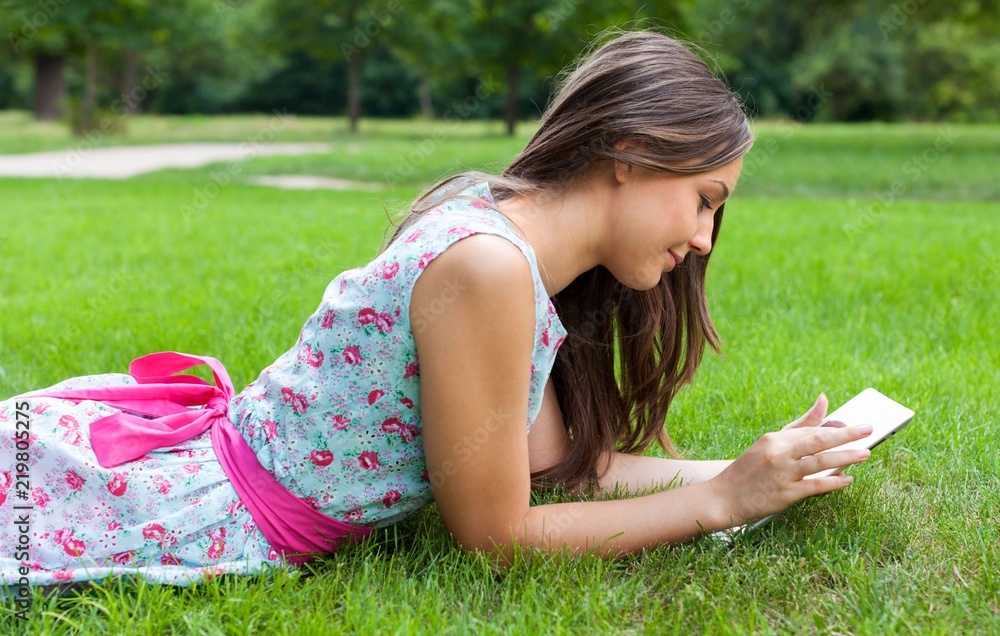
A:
[612,139,641,184]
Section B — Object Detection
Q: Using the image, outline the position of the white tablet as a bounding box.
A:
[710,388,915,541]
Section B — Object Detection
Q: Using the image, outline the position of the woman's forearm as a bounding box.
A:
[515,480,732,558]
[596,451,734,496]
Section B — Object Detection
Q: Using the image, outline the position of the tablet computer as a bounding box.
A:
[709,388,915,542]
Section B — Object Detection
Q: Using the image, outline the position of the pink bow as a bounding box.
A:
[38,351,234,467]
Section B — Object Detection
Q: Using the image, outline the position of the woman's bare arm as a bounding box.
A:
[528,377,731,495]
[413,235,870,562]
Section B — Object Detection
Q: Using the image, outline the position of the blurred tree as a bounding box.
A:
[267,0,402,132]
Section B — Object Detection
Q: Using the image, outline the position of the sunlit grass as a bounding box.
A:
[0,116,997,633]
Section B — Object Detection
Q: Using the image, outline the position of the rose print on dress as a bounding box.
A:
[280,387,311,414]
[107,472,128,497]
[342,345,362,365]
[207,527,226,560]
[65,469,85,491]
[161,553,182,566]
[142,522,176,548]
[57,414,82,446]
[298,344,325,368]
[31,487,50,509]
[403,362,419,379]
[367,389,385,405]
[330,414,349,430]
[382,490,401,508]
[309,450,334,466]
[112,550,134,565]
[152,475,172,495]
[321,309,337,329]
[381,417,402,434]
[359,451,380,470]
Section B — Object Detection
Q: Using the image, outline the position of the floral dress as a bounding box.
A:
[0,181,567,587]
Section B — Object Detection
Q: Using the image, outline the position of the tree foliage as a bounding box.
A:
[1,0,998,131]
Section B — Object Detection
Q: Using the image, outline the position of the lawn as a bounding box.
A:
[1,112,998,634]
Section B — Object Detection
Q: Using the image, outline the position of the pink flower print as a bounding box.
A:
[261,419,278,441]
[268,548,280,561]
[207,528,227,560]
[183,463,201,475]
[381,417,402,434]
[471,197,489,210]
[380,261,400,279]
[417,252,434,269]
[309,449,334,467]
[555,335,566,349]
[58,414,78,430]
[343,345,362,365]
[403,362,419,379]
[161,553,182,566]
[374,312,395,333]
[367,389,385,405]
[65,469,85,491]
[382,490,401,508]
[302,496,320,510]
[33,403,50,415]
[227,499,245,516]
[0,471,11,490]
[152,474,172,495]
[58,414,83,445]
[541,329,550,347]
[403,229,423,243]
[107,472,128,497]
[400,397,414,409]
[63,538,86,557]
[54,528,74,545]
[30,487,49,509]
[112,550,134,565]
[359,451,381,471]
[358,307,377,325]
[447,226,476,239]
[330,414,349,430]
[344,509,363,522]
[421,469,430,482]
[280,387,310,414]
[142,522,171,547]
[321,309,337,329]
[53,569,73,581]
[298,344,324,368]
[107,521,123,531]
[400,424,420,443]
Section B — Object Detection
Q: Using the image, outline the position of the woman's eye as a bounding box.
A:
[699,195,713,212]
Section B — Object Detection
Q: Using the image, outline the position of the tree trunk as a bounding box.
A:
[81,42,99,130]
[33,54,66,120]
[347,54,361,133]
[122,49,140,114]
[505,64,519,137]
[418,76,434,119]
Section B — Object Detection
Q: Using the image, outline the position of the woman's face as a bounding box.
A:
[605,156,743,290]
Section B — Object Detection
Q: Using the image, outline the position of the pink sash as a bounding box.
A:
[34,351,371,565]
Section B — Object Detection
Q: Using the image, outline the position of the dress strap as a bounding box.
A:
[32,351,371,564]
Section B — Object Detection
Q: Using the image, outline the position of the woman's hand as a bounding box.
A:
[708,394,872,524]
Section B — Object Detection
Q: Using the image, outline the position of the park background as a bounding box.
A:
[1,1,998,634]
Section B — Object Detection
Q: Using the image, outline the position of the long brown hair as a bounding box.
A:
[380,29,754,492]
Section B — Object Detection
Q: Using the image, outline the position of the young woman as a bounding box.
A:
[0,29,871,588]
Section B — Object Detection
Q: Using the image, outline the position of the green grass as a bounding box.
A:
[1,113,998,634]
